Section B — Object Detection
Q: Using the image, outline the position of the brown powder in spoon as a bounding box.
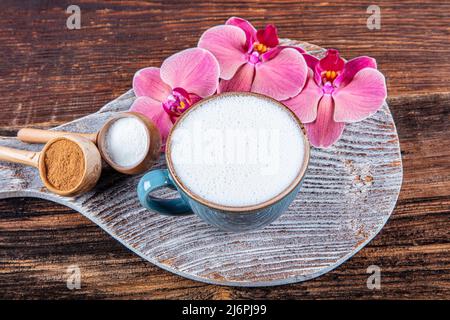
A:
[44,139,85,191]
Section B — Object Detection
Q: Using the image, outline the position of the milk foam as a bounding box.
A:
[170,94,305,207]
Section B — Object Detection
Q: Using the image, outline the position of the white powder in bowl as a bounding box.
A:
[105,117,148,167]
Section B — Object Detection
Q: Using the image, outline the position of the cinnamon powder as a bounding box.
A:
[44,139,85,191]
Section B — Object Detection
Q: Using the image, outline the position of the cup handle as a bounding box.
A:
[137,169,193,216]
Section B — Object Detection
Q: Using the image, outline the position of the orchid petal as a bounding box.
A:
[288,46,306,54]
[218,62,255,93]
[252,48,307,100]
[283,72,323,123]
[256,24,279,47]
[304,95,345,148]
[226,17,257,50]
[188,93,202,106]
[316,49,345,75]
[333,68,387,122]
[160,48,220,98]
[335,56,377,87]
[172,87,190,100]
[261,45,305,62]
[130,96,173,145]
[198,25,248,80]
[302,53,319,70]
[132,67,171,102]
[301,53,322,85]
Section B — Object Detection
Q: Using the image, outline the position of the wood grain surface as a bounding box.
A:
[0,0,449,299]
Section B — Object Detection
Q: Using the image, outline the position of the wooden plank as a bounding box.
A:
[389,93,450,200]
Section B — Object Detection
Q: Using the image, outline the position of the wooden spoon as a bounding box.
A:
[17,112,161,175]
[0,135,101,196]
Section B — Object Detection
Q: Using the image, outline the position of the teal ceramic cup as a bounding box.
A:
[137,93,310,232]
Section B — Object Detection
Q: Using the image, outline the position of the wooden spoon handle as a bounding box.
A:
[17,128,97,144]
[0,146,40,168]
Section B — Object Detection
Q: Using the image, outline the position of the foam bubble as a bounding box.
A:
[170,94,306,207]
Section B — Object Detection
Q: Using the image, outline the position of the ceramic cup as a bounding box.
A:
[137,92,310,232]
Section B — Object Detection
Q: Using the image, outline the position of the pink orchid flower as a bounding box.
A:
[284,49,387,148]
[198,17,307,101]
[129,47,220,145]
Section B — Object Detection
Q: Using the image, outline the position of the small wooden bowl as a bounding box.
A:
[96,112,161,175]
[39,135,102,196]
[0,135,101,197]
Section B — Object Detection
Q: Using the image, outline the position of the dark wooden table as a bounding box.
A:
[0,0,449,299]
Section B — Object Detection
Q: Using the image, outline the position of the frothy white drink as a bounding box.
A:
[169,94,306,207]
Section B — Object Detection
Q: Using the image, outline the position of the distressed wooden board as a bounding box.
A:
[0,41,402,286]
